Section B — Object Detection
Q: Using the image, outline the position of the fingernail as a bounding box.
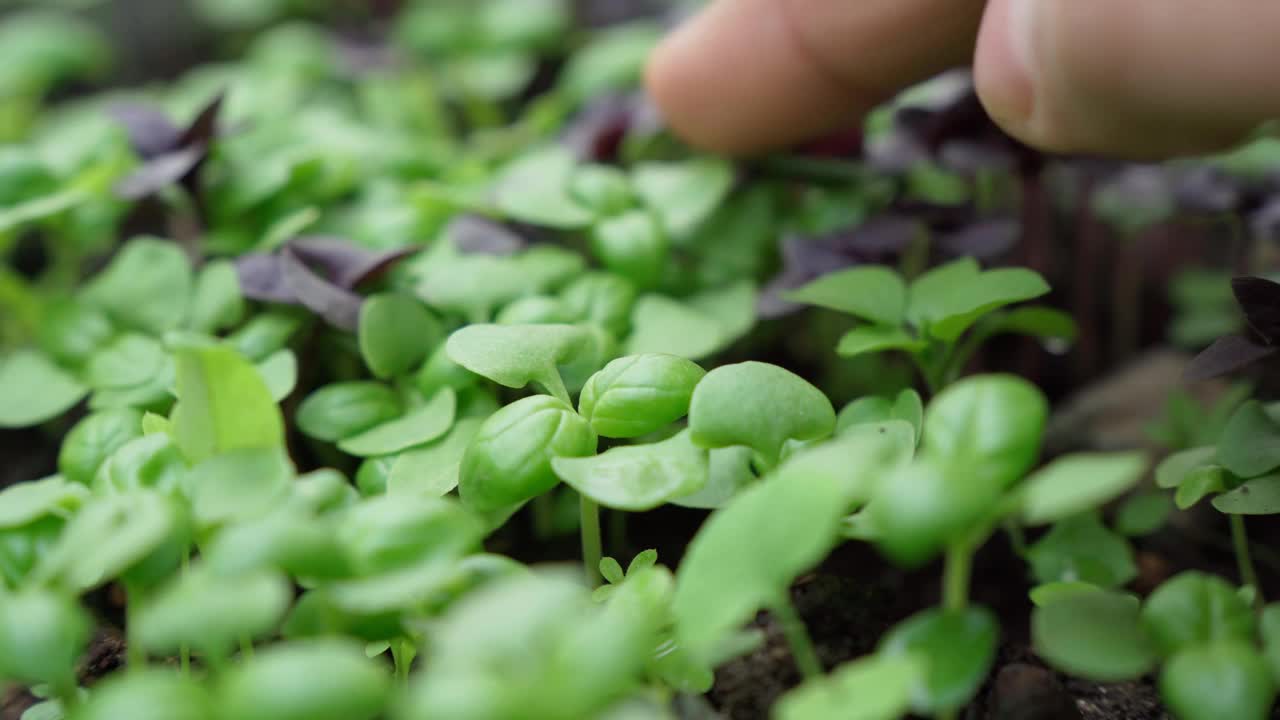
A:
[975,0,1037,128]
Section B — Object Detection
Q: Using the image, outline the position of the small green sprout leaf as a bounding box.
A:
[135,565,291,658]
[775,654,919,720]
[599,557,625,585]
[358,293,444,380]
[458,395,597,514]
[784,266,907,327]
[1218,400,1280,478]
[1033,590,1156,681]
[835,326,925,358]
[446,323,596,404]
[83,238,192,335]
[688,361,835,467]
[296,382,402,443]
[672,453,848,661]
[668,446,757,510]
[256,349,297,402]
[1213,475,1280,514]
[590,210,667,288]
[69,670,210,720]
[86,334,166,391]
[58,409,143,485]
[1115,492,1174,536]
[387,417,484,498]
[1028,581,1107,607]
[1161,643,1276,720]
[492,146,594,229]
[171,340,284,464]
[186,448,294,530]
[215,639,391,720]
[337,387,457,457]
[878,606,998,715]
[553,429,708,511]
[1026,513,1137,588]
[1141,571,1256,655]
[0,589,91,687]
[0,349,87,428]
[907,258,1050,342]
[921,374,1047,490]
[578,353,705,438]
[624,294,727,361]
[1019,452,1147,525]
[188,259,246,334]
[0,476,88,528]
[630,157,733,239]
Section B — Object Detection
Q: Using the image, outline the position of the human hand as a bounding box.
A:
[645,0,1280,158]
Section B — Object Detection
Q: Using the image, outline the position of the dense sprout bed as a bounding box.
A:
[4,2,1280,720]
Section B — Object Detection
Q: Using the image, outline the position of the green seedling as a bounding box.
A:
[785,259,1075,391]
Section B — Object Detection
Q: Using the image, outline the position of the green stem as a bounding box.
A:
[772,598,823,679]
[180,554,191,677]
[532,493,555,540]
[54,678,80,713]
[580,494,603,587]
[1231,515,1263,608]
[391,639,413,686]
[943,543,972,611]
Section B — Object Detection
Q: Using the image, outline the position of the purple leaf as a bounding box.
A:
[561,93,648,162]
[235,253,295,303]
[178,92,225,149]
[287,237,417,289]
[938,217,1020,259]
[445,214,526,255]
[279,246,364,331]
[114,145,206,200]
[107,102,182,159]
[1232,276,1280,342]
[1186,334,1277,381]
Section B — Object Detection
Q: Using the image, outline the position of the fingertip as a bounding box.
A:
[973,0,1040,148]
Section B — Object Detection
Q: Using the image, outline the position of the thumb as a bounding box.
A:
[975,0,1280,158]
[645,0,986,155]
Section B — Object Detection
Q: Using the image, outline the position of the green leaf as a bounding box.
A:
[688,361,835,467]
[136,565,291,657]
[256,349,297,403]
[1115,492,1173,536]
[86,334,166,391]
[921,374,1047,489]
[631,158,733,239]
[1260,604,1280,682]
[590,210,667,288]
[1029,581,1107,607]
[624,295,727,361]
[296,382,402,442]
[38,300,114,367]
[171,341,284,464]
[0,349,87,428]
[387,417,484,497]
[559,272,637,338]
[837,389,925,441]
[668,446,757,510]
[1020,452,1147,525]
[907,258,1050,342]
[599,557,625,585]
[1161,643,1276,720]
[1141,571,1256,655]
[775,654,919,720]
[0,476,88,528]
[0,589,91,687]
[187,260,246,334]
[358,294,444,380]
[1218,400,1280,477]
[33,491,186,592]
[553,429,708,511]
[215,639,391,720]
[337,495,482,575]
[228,312,305,362]
[459,395,597,514]
[557,22,661,103]
[186,448,294,530]
[1176,468,1227,510]
[878,606,998,714]
[1032,590,1156,681]
[1155,446,1222,489]
[672,461,846,661]
[70,670,211,720]
[492,146,594,229]
[92,434,186,496]
[784,266,907,326]
[835,325,926,358]
[1212,475,1280,514]
[1026,513,1137,588]
[83,238,192,335]
[868,455,1001,566]
[979,305,1078,344]
[578,354,706,438]
[57,409,143,485]
[446,323,596,403]
[338,388,457,457]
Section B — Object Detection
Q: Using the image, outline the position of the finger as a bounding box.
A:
[975,0,1280,158]
[645,0,986,155]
